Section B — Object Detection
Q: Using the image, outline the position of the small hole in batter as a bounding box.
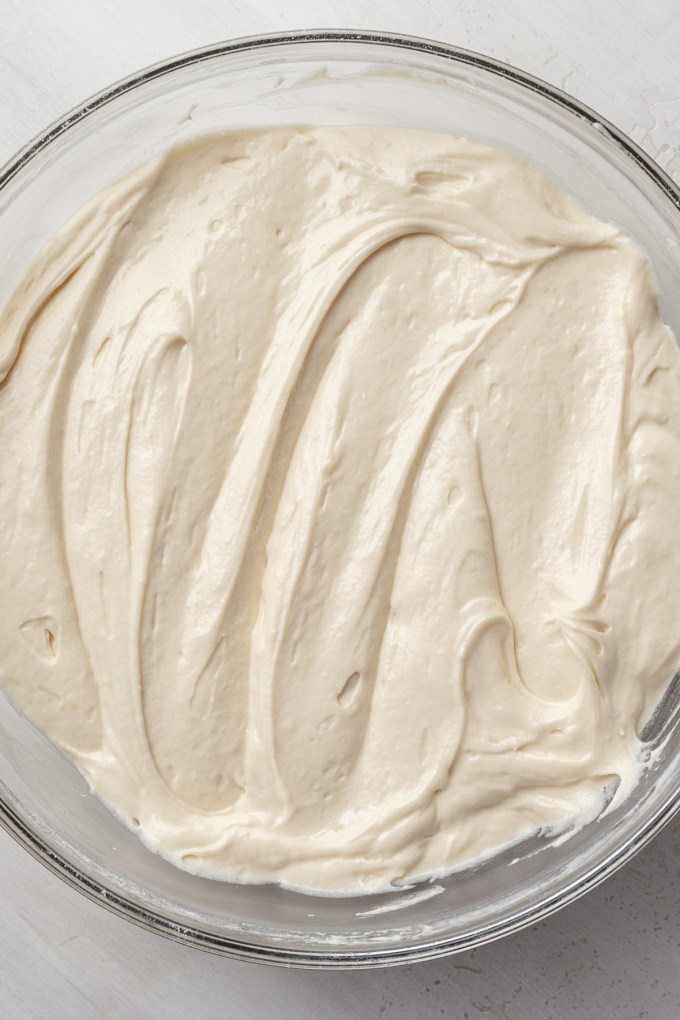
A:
[337,671,361,707]
[45,629,57,658]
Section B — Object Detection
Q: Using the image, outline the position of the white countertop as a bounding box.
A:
[2,2,679,1016]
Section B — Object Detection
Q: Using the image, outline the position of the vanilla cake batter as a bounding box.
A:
[1,128,680,892]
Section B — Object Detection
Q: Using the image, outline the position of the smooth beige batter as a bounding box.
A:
[2,127,680,893]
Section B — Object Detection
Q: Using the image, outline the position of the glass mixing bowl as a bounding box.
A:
[2,30,680,969]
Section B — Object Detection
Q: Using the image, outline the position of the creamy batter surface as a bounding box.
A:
[2,127,680,893]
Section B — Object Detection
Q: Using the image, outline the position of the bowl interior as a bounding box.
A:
[2,34,680,965]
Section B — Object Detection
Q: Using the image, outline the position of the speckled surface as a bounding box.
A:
[1,1,679,1016]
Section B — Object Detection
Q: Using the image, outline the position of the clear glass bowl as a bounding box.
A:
[2,29,680,969]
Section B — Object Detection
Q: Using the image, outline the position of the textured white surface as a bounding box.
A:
[1,1,679,1016]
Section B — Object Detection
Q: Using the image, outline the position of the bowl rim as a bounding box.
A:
[2,27,680,969]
